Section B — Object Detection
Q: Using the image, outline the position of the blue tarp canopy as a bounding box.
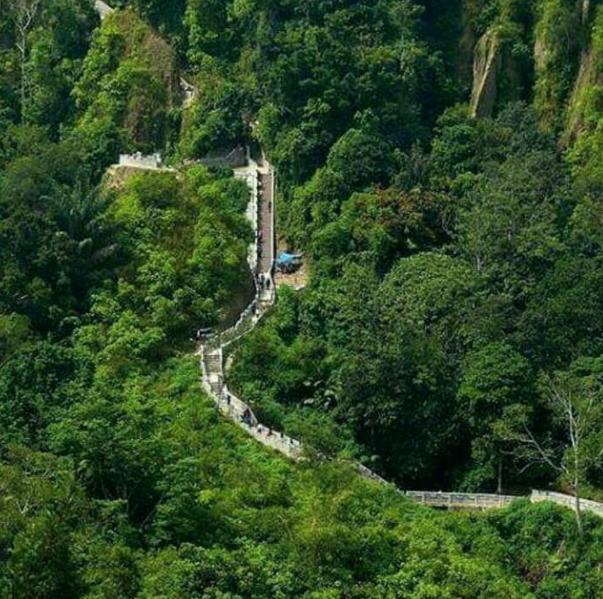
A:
[276,252,302,265]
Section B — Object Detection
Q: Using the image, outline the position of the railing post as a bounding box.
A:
[271,167,276,276]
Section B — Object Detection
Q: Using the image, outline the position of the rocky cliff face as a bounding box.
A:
[531,0,595,133]
[465,0,531,119]
[563,1,601,143]
[470,29,502,117]
[429,0,603,140]
[469,28,526,118]
[565,44,596,142]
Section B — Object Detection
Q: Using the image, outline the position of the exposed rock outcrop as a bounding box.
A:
[563,2,601,143]
[470,30,502,118]
[564,46,595,142]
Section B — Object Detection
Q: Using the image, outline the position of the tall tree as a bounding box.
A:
[500,361,603,534]
[458,342,534,493]
[9,0,41,119]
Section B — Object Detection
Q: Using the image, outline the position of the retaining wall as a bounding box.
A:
[198,147,247,168]
[118,153,166,170]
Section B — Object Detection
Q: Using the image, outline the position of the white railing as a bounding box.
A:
[405,491,518,509]
[117,152,175,171]
[401,489,603,517]
[200,347,303,461]
[203,298,265,352]
[234,159,259,273]
[530,490,603,518]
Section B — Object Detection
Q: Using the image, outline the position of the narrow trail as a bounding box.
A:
[198,158,302,461]
[93,0,603,519]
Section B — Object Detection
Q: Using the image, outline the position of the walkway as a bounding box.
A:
[200,160,300,457]
[198,158,603,520]
[258,170,275,276]
[92,0,603,522]
[199,159,298,455]
[406,491,518,510]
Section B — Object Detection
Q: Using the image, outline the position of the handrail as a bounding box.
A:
[199,160,297,449]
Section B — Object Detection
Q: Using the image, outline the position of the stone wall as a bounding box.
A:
[200,347,303,462]
[406,490,518,510]
[401,489,603,516]
[198,147,247,169]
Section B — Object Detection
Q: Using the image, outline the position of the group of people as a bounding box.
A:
[221,392,276,436]
[201,172,298,450]
[215,354,301,451]
[256,272,272,291]
[256,196,273,263]
[192,328,212,343]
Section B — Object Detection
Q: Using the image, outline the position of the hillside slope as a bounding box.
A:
[0,2,603,597]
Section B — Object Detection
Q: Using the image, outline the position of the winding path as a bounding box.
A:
[196,159,603,518]
[199,160,301,460]
[92,0,603,520]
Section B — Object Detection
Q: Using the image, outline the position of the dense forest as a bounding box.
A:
[1,0,603,597]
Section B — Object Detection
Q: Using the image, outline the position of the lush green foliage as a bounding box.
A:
[2,0,603,596]
[0,0,96,136]
[232,102,603,494]
[70,8,180,176]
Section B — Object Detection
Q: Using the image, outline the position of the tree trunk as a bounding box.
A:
[13,0,41,122]
[497,455,503,495]
[19,40,27,120]
[574,474,583,537]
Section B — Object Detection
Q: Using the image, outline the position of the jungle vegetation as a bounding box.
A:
[1,1,603,597]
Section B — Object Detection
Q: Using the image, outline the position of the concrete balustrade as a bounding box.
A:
[199,159,305,461]
[201,347,303,461]
[400,489,603,516]
[405,491,518,510]
[530,490,603,518]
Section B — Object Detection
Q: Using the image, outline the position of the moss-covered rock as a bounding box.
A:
[564,3,603,139]
[533,0,583,129]
[471,29,502,117]
[467,0,533,118]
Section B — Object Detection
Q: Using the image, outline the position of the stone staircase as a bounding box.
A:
[198,160,303,461]
[200,320,302,459]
